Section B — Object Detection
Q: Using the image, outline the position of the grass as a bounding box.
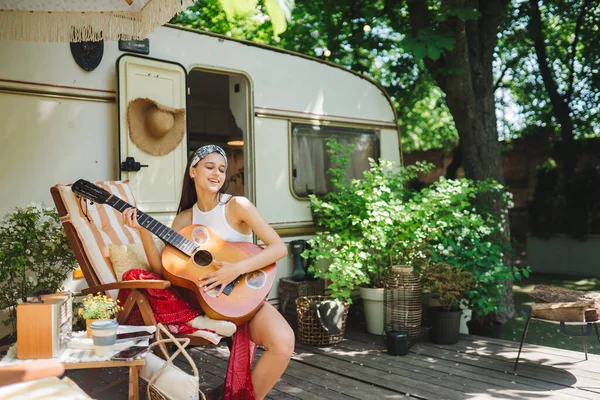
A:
[500,272,600,354]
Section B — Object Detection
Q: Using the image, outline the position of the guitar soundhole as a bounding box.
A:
[193,250,213,266]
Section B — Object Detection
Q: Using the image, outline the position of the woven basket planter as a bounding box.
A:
[296,295,349,346]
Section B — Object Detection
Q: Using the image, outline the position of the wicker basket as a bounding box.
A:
[139,378,170,400]
[279,278,325,331]
[296,295,349,345]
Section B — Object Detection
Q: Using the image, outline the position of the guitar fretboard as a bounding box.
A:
[107,196,198,256]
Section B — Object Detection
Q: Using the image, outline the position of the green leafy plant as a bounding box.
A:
[79,293,121,320]
[304,139,433,301]
[0,204,77,332]
[304,140,530,316]
[420,262,475,311]
[416,178,531,322]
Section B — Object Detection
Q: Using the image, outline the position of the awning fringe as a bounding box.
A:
[0,0,193,42]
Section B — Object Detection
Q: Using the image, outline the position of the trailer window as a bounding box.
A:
[291,123,379,197]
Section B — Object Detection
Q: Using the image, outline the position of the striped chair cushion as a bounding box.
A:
[56,181,142,298]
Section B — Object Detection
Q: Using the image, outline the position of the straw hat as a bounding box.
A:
[127,98,186,156]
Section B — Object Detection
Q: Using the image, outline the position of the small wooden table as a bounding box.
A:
[63,358,145,400]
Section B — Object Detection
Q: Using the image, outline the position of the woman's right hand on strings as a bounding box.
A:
[122,208,142,230]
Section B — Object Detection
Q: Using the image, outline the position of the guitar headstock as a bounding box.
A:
[72,179,111,204]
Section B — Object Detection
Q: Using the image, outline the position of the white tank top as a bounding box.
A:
[192,194,253,243]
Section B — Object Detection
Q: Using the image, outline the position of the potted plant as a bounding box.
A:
[304,139,432,335]
[0,204,77,346]
[413,177,530,336]
[79,293,122,337]
[420,262,474,344]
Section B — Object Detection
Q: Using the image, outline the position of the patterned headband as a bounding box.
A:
[190,145,228,172]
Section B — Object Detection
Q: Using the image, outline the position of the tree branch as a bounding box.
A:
[528,0,576,182]
[494,51,525,90]
[406,0,448,91]
[566,0,590,103]
[478,0,508,64]
[528,0,567,119]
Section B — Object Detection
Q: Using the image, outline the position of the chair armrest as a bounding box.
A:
[0,361,65,387]
[82,280,171,294]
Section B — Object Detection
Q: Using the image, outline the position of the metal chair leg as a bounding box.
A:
[582,324,588,361]
[594,323,600,345]
[514,316,532,372]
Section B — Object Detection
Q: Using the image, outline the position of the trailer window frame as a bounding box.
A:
[289,122,380,199]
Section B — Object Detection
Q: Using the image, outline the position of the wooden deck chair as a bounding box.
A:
[51,181,229,398]
[50,181,212,346]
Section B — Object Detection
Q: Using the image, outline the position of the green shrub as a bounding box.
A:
[0,204,77,330]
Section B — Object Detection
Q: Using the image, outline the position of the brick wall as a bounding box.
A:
[403,136,600,242]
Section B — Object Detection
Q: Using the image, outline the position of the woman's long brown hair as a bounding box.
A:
[177,152,230,214]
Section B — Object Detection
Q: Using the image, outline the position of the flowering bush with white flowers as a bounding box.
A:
[0,204,77,330]
[304,140,530,316]
[304,139,433,301]
[411,178,530,320]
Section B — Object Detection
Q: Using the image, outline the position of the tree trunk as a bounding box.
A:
[445,144,462,179]
[528,0,577,189]
[406,0,514,321]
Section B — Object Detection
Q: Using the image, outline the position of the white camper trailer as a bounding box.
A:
[0,25,401,302]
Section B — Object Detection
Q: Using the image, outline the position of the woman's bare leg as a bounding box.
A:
[249,302,295,400]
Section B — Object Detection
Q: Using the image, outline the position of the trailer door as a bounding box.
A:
[117,55,187,217]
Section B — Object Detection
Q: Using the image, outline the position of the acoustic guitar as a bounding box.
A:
[72,179,276,326]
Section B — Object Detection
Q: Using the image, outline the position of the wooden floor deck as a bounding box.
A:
[68,322,600,400]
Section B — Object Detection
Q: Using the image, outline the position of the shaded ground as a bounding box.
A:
[500,272,600,355]
[67,315,600,400]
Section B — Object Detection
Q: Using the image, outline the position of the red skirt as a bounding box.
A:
[117,268,256,399]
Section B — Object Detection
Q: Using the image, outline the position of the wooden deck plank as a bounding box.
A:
[419,340,600,382]
[198,341,406,399]
[293,343,472,399]
[296,341,593,400]
[411,343,600,396]
[346,329,600,386]
[458,335,600,373]
[60,322,600,400]
[330,340,595,400]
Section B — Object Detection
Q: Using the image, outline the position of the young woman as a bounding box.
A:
[122,145,294,400]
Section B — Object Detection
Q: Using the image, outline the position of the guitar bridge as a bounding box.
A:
[221,276,242,296]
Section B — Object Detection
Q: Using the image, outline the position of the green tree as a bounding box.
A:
[172,0,276,43]
[172,0,459,152]
[495,0,600,223]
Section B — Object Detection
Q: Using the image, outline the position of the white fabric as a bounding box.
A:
[189,315,236,337]
[0,377,91,400]
[192,194,253,243]
[0,1,150,12]
[0,327,155,366]
[140,353,199,400]
[0,0,193,42]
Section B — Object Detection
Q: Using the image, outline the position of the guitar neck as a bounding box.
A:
[106,196,197,257]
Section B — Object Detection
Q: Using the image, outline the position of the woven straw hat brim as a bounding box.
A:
[127,97,186,156]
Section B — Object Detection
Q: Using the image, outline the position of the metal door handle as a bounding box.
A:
[121,157,148,172]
